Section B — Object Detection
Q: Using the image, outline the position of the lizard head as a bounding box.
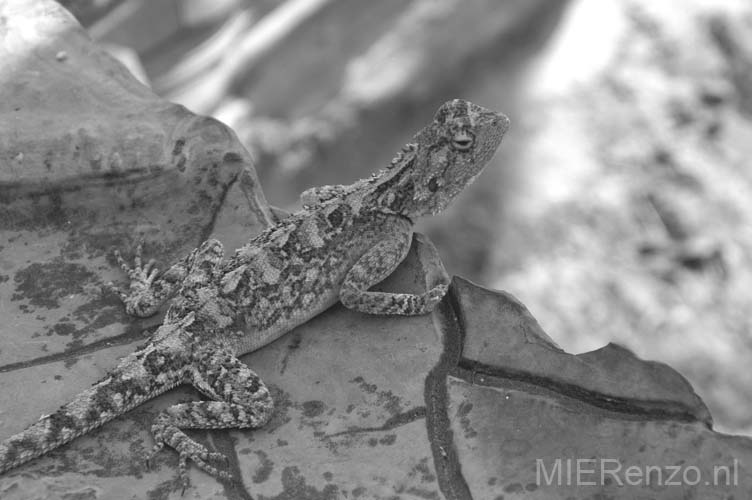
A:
[367,99,509,218]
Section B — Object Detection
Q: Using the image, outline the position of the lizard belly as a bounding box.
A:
[234,291,340,354]
[226,248,356,355]
[220,205,407,355]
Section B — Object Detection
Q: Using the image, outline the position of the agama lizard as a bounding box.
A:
[0,99,509,489]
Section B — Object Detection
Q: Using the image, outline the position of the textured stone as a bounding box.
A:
[0,0,273,364]
[454,277,711,425]
[448,376,752,499]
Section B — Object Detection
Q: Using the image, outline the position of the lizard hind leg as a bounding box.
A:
[149,349,273,490]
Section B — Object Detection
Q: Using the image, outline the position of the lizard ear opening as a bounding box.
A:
[427,176,443,192]
[451,130,475,151]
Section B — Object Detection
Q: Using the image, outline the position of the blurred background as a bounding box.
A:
[59,0,752,435]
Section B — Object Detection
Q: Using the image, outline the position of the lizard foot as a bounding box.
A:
[150,352,273,490]
[425,283,449,309]
[152,422,232,491]
[106,241,166,317]
[176,446,232,494]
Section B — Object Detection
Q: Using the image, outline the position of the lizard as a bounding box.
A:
[0,99,509,490]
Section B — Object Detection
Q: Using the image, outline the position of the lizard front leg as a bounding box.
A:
[108,241,188,317]
[149,348,273,490]
[340,228,449,315]
[108,239,224,317]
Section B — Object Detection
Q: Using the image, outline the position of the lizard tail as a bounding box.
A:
[0,344,184,474]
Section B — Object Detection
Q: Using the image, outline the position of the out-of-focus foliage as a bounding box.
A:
[497,0,752,435]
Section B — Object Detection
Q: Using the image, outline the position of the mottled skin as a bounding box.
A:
[0,100,509,489]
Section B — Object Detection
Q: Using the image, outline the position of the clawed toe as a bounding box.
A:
[151,431,233,492]
[134,241,144,268]
[104,281,127,300]
[190,454,231,481]
[147,443,232,494]
[108,242,169,317]
[175,450,232,493]
[206,451,229,466]
[113,242,160,281]
[144,259,159,281]
[178,455,190,495]
[145,442,165,471]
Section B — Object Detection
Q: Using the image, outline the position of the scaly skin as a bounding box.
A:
[0,99,509,489]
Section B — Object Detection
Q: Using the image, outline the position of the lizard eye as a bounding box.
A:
[451,130,475,151]
[427,176,442,192]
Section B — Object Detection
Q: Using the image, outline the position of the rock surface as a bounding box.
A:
[0,0,273,365]
[0,1,751,499]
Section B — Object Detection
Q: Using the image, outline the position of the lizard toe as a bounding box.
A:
[178,454,191,495]
[426,284,448,308]
[189,454,232,481]
[206,451,230,466]
[103,281,127,301]
[145,442,165,471]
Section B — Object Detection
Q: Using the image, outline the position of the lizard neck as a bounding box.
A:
[351,143,420,218]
